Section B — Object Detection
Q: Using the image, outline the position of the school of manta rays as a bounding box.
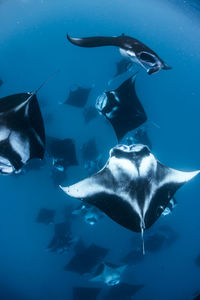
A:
[1,33,200,298]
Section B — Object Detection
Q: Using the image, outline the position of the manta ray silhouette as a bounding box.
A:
[67,33,171,75]
[96,74,147,140]
[0,92,45,174]
[61,144,199,254]
[0,72,58,175]
[90,262,127,286]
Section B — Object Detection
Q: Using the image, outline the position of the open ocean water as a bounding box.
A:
[0,0,200,299]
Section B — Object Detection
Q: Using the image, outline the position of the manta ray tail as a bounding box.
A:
[67,34,122,48]
[141,227,145,255]
[24,70,60,104]
[140,220,145,255]
[33,70,60,95]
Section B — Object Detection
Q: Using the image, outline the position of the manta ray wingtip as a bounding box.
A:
[169,168,200,185]
[66,33,72,42]
[59,184,70,190]
[183,169,200,182]
[66,33,77,44]
[59,185,68,193]
[66,34,82,45]
[190,169,200,179]
[60,183,83,198]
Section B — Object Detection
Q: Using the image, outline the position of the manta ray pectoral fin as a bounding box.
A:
[167,168,200,185]
[67,34,121,48]
[60,175,107,199]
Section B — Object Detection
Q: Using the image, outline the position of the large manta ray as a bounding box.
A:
[96,74,147,140]
[61,144,199,253]
[67,33,171,75]
[0,92,45,174]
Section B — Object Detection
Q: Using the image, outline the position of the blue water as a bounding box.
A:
[0,0,200,299]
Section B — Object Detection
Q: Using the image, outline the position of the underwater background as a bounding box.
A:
[0,0,200,299]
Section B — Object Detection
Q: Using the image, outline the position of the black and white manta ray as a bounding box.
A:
[0,91,45,174]
[61,144,199,253]
[96,75,147,140]
[64,84,91,107]
[67,33,171,75]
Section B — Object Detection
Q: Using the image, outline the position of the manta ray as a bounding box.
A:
[67,33,171,75]
[61,144,199,253]
[36,208,56,225]
[47,222,78,254]
[0,91,45,174]
[65,242,109,274]
[72,203,103,226]
[90,262,127,286]
[0,72,59,175]
[64,84,91,107]
[96,74,147,141]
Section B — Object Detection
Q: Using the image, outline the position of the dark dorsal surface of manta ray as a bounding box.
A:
[96,75,147,141]
[65,243,109,275]
[46,136,78,170]
[90,262,127,286]
[73,287,101,300]
[0,92,45,174]
[104,282,144,300]
[36,208,56,225]
[61,144,199,239]
[67,33,171,75]
[47,222,78,254]
[64,84,91,107]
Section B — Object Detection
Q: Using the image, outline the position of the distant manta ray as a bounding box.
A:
[60,144,199,254]
[67,33,171,75]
